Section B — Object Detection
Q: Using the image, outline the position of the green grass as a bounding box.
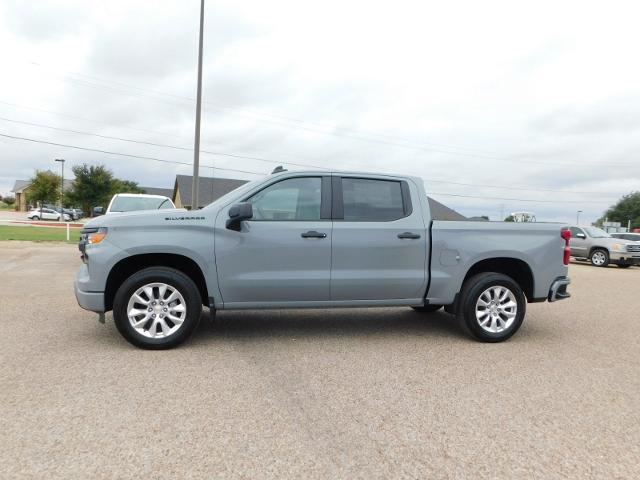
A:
[0,225,82,243]
[0,202,12,210]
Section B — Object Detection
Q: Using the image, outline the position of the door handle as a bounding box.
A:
[397,232,421,239]
[301,230,327,239]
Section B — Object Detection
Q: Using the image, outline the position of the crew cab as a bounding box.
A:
[569,226,640,268]
[75,170,572,349]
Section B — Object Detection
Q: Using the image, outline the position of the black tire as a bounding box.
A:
[32,216,39,220]
[617,264,632,269]
[412,305,443,313]
[113,267,202,349]
[589,249,609,267]
[456,272,526,343]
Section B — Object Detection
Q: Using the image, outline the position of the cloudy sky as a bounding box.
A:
[1,0,639,223]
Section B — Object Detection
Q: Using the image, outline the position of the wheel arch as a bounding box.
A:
[105,253,209,311]
[588,246,609,257]
[461,257,534,302]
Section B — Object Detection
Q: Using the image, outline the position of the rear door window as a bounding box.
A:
[341,178,406,221]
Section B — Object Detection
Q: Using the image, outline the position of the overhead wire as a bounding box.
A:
[0,115,621,197]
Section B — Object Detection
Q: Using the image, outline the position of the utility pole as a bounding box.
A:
[55,158,65,221]
[191,0,205,210]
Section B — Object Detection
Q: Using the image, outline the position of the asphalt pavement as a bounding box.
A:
[1,241,639,479]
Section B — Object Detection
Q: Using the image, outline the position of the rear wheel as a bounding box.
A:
[617,264,632,269]
[113,267,202,349]
[32,216,39,220]
[590,249,609,267]
[412,305,443,313]
[457,272,526,342]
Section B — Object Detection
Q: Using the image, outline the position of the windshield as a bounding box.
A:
[584,227,611,238]
[110,196,174,212]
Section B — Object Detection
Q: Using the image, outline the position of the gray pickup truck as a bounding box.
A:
[569,226,640,267]
[75,170,571,349]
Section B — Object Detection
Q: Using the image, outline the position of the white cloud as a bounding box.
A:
[0,0,639,223]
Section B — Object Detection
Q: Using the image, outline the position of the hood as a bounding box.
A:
[603,237,636,246]
[83,208,191,229]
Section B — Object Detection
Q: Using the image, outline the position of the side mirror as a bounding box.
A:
[93,206,104,217]
[226,202,253,231]
[576,233,586,239]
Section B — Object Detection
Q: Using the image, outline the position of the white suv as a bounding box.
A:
[27,208,72,221]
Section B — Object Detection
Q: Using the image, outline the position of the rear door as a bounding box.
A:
[330,175,428,301]
[215,175,333,306]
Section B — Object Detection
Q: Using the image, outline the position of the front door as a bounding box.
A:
[215,176,332,306]
[569,227,588,257]
[330,176,428,301]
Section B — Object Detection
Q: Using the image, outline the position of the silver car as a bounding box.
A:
[569,226,640,268]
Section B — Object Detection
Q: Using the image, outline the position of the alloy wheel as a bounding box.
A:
[475,286,518,333]
[126,282,187,338]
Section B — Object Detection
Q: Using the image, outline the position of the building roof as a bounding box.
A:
[140,186,174,198]
[174,175,249,208]
[427,197,467,221]
[11,179,74,193]
[11,180,31,193]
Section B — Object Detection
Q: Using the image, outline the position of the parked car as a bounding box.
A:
[95,194,175,216]
[58,208,79,220]
[76,170,572,349]
[27,208,71,222]
[569,226,640,268]
[611,232,640,243]
[44,205,79,220]
[72,208,85,219]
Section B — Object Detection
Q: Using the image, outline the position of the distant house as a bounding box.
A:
[427,197,466,221]
[140,186,174,198]
[172,175,249,209]
[11,179,74,212]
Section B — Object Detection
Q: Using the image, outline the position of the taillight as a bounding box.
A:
[561,228,571,265]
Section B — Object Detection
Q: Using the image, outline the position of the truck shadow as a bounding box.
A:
[192,308,467,343]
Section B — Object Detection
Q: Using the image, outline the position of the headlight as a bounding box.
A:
[86,227,108,245]
[611,243,625,252]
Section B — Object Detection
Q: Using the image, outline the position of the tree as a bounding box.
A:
[67,164,144,215]
[3,195,15,206]
[27,170,61,216]
[504,215,514,222]
[599,192,640,228]
[67,164,115,215]
[111,179,144,195]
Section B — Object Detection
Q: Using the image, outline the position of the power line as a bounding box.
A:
[26,62,634,167]
[0,132,618,206]
[0,99,325,167]
[0,116,324,170]
[0,115,622,197]
[29,61,504,157]
[0,132,265,177]
[0,100,185,140]
[428,192,607,204]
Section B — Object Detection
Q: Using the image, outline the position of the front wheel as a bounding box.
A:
[457,272,526,342]
[113,267,202,349]
[590,249,609,267]
[31,216,39,220]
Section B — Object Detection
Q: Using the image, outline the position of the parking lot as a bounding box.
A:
[1,241,639,479]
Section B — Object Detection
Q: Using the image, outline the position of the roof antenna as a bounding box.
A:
[271,165,287,174]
